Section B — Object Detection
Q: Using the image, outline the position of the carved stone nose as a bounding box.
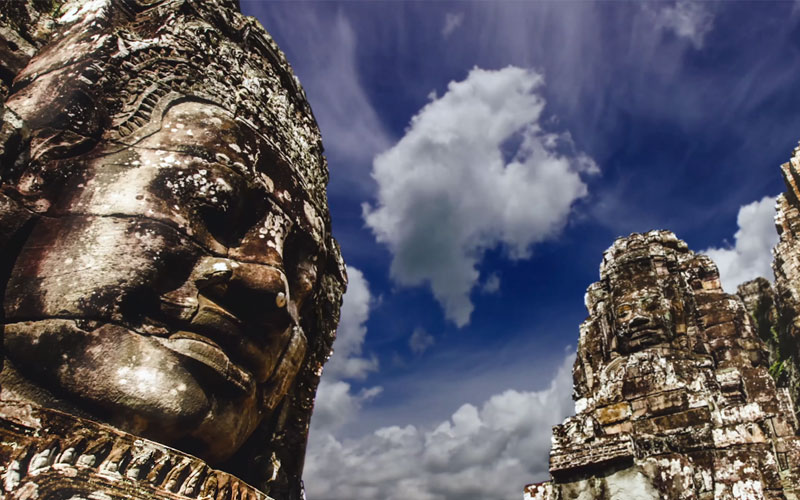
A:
[194,258,234,287]
[193,257,292,324]
[629,315,650,328]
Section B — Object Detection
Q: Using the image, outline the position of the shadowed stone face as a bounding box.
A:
[4,102,323,462]
[0,1,345,489]
[611,281,674,354]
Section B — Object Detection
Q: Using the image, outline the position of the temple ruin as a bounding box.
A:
[526,144,800,499]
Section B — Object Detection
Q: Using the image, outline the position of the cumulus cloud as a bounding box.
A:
[324,266,378,380]
[304,350,576,500]
[310,266,382,435]
[312,379,383,434]
[409,328,435,355]
[363,66,597,327]
[703,196,778,293]
[442,12,464,38]
[651,1,715,49]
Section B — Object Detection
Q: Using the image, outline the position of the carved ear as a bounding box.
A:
[609,330,619,355]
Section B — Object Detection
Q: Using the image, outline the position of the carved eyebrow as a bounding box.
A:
[115,143,318,234]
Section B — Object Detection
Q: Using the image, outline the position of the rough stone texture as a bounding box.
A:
[737,278,796,403]
[737,144,800,423]
[529,231,800,499]
[0,402,272,500]
[0,0,346,498]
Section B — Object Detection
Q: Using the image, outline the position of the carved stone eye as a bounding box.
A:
[617,305,632,318]
[195,174,267,249]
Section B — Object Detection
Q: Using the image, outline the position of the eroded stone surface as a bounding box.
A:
[738,144,800,423]
[529,231,800,499]
[0,0,346,498]
[0,401,274,500]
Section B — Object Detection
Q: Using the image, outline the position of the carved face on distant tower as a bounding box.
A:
[0,1,343,470]
[609,267,675,354]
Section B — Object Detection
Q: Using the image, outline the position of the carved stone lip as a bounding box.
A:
[186,294,282,384]
[628,325,665,340]
[158,331,254,393]
[192,295,258,364]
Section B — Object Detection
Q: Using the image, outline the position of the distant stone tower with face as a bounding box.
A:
[0,1,346,499]
[527,231,800,499]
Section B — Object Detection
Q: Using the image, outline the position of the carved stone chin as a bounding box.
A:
[0,0,346,497]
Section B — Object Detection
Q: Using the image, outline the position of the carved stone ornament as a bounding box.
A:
[0,0,347,498]
[0,401,271,500]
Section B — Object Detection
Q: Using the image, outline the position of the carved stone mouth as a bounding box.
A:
[628,325,667,344]
[187,294,285,383]
[630,326,656,338]
[157,331,254,393]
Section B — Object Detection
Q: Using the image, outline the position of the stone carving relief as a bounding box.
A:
[528,231,800,500]
[0,0,346,498]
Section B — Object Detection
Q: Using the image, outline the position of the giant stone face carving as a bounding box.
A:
[0,0,345,496]
[609,270,676,354]
[4,101,319,462]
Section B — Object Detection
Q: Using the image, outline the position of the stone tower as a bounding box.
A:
[741,144,800,420]
[527,231,800,499]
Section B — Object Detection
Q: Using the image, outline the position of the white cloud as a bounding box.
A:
[703,195,778,293]
[304,350,576,500]
[313,14,392,169]
[310,266,382,434]
[363,66,597,327]
[409,328,435,355]
[324,266,378,380]
[442,12,464,38]
[651,1,715,49]
[312,379,383,434]
[481,272,501,294]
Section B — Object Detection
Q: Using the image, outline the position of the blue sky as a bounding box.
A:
[241,2,798,498]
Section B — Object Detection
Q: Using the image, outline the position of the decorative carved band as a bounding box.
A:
[0,402,273,500]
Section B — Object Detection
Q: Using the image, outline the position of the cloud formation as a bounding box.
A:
[312,379,383,435]
[703,196,778,292]
[409,328,435,355]
[304,351,576,500]
[650,1,715,49]
[363,66,597,326]
[310,266,382,434]
[442,12,464,38]
[310,13,392,169]
[324,266,378,380]
[481,273,501,294]
[247,5,392,193]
